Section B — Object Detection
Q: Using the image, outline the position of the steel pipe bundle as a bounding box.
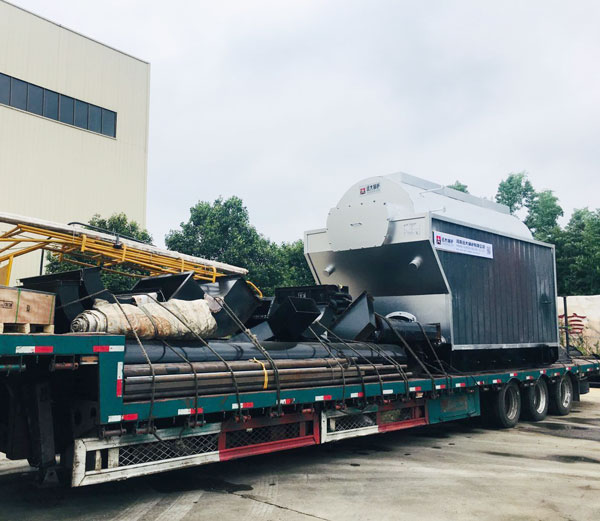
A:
[123,340,408,365]
[122,358,410,402]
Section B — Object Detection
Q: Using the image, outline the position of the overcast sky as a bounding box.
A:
[13,0,600,245]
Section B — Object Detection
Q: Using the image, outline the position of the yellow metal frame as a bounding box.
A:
[0,223,262,297]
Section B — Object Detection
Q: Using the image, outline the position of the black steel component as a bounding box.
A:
[331,291,377,341]
[244,297,274,328]
[0,382,30,460]
[123,340,407,365]
[200,276,261,337]
[21,267,113,333]
[128,271,204,302]
[562,295,571,353]
[267,297,320,341]
[230,320,274,343]
[375,317,440,345]
[24,379,59,485]
[272,285,350,309]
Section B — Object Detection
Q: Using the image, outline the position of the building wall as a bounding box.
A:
[0,1,150,284]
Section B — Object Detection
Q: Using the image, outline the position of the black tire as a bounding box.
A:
[521,378,549,421]
[549,375,573,416]
[486,381,521,428]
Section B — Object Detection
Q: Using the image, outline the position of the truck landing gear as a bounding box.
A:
[549,375,573,416]
[482,381,521,428]
[521,378,549,421]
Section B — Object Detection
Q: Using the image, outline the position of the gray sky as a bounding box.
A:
[14,0,600,245]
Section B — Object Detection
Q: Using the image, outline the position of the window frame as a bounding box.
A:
[0,71,117,138]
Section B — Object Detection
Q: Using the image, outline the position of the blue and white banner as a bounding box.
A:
[433,230,493,259]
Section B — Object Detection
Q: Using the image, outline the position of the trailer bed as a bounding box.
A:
[0,333,598,487]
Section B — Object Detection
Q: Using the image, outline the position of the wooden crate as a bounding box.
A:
[0,286,55,334]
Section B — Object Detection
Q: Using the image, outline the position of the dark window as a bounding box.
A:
[0,73,9,105]
[101,108,116,137]
[59,95,74,125]
[43,89,59,120]
[74,100,88,129]
[27,84,44,115]
[10,78,27,110]
[88,104,101,133]
[0,72,116,137]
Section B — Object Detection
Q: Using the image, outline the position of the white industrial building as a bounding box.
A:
[0,0,150,283]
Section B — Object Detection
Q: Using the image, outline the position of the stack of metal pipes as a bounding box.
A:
[123,357,410,402]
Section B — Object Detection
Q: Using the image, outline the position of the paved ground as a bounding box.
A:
[1,390,599,521]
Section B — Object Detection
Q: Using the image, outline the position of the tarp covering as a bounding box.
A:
[70,299,217,339]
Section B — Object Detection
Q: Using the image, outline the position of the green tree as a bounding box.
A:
[166,197,313,295]
[275,240,315,288]
[447,180,469,193]
[555,208,600,296]
[45,213,153,293]
[524,190,563,243]
[496,172,535,214]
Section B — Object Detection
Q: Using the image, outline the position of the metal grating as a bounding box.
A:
[225,423,301,449]
[331,413,377,432]
[119,433,219,467]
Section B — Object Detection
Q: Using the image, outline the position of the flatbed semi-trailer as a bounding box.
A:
[0,333,597,487]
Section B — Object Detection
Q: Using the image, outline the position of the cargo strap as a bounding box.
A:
[111,296,158,436]
[250,358,269,389]
[308,326,349,402]
[376,314,438,397]
[363,341,411,400]
[215,298,283,415]
[318,324,385,398]
[143,294,244,417]
[416,321,450,391]
[161,340,204,429]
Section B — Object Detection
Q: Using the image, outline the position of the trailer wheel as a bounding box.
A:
[549,375,573,416]
[521,378,548,421]
[486,381,521,428]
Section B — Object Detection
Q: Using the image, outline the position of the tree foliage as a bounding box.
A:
[495,172,535,214]
[554,209,600,296]
[447,180,469,193]
[45,213,153,293]
[524,190,563,243]
[494,173,600,296]
[166,197,313,296]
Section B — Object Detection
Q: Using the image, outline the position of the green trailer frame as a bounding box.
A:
[0,333,598,486]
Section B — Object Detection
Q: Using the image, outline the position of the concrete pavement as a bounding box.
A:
[0,389,599,521]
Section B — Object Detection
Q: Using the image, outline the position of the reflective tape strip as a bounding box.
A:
[382,389,394,395]
[540,370,546,374]
[279,398,295,405]
[526,375,534,380]
[93,345,125,353]
[116,362,123,398]
[350,392,364,398]
[554,372,560,377]
[492,379,501,384]
[566,367,571,371]
[409,386,422,392]
[15,346,53,354]
[178,408,203,415]
[315,395,332,402]
[455,383,466,388]
[510,373,517,377]
[107,413,138,423]
[232,402,254,409]
[587,368,592,372]
[436,384,447,390]
[476,381,484,386]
